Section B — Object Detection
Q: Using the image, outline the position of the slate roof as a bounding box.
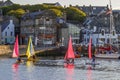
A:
[78,6,108,15]
[0,0,13,7]
[43,2,62,7]
[22,11,44,20]
[1,20,10,32]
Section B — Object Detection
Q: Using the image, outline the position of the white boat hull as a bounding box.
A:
[95,53,120,59]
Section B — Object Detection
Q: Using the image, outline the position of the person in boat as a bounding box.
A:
[66,58,74,64]
[28,54,36,62]
[92,54,95,63]
[15,57,24,64]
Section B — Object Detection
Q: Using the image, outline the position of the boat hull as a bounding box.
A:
[95,53,120,59]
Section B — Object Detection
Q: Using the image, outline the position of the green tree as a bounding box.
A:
[0,4,21,15]
[65,7,86,22]
[50,9,62,17]
[7,8,25,18]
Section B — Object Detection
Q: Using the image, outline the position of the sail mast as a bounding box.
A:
[109,0,115,44]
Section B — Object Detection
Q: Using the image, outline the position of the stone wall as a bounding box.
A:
[0,45,27,55]
[0,45,13,55]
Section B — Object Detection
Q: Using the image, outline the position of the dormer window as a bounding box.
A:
[101,29,105,36]
[112,30,115,36]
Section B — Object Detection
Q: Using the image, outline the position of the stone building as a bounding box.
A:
[20,10,60,46]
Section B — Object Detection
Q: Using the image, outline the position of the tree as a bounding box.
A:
[65,7,86,22]
[50,9,63,17]
[0,4,21,15]
[7,8,25,18]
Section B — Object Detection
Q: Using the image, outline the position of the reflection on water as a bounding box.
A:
[12,63,19,80]
[64,63,74,80]
[87,66,92,80]
[1,58,120,80]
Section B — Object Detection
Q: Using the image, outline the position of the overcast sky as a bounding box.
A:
[10,0,120,9]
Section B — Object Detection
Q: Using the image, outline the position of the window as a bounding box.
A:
[93,7,96,10]
[11,32,13,36]
[5,32,7,36]
[5,38,7,43]
[101,29,105,36]
[112,30,115,36]
[8,27,9,29]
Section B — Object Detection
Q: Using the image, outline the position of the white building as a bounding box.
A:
[1,20,15,44]
[83,27,118,47]
[0,25,1,44]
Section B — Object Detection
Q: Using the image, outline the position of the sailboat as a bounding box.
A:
[64,36,75,64]
[26,36,36,61]
[88,37,92,60]
[12,35,19,58]
[86,37,99,65]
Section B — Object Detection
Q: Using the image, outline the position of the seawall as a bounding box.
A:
[0,45,66,57]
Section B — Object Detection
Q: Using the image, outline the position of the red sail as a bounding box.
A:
[12,35,19,58]
[64,36,75,60]
[88,37,92,59]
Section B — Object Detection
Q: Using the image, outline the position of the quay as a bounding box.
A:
[0,45,66,57]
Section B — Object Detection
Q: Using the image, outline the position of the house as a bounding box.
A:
[1,20,15,44]
[0,0,14,7]
[20,10,59,46]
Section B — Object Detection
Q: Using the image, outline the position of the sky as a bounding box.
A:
[10,0,120,9]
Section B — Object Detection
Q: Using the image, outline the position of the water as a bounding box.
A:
[0,58,120,80]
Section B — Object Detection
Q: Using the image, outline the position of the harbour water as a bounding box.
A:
[0,58,120,80]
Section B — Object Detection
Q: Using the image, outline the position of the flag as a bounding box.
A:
[106,9,112,15]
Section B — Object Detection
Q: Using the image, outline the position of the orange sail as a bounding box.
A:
[88,37,92,59]
[64,36,75,60]
[12,35,19,58]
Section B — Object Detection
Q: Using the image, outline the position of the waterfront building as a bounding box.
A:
[1,20,15,44]
[20,10,60,46]
[75,5,120,47]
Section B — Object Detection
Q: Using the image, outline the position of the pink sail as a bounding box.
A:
[88,37,92,59]
[64,36,75,60]
[12,35,19,58]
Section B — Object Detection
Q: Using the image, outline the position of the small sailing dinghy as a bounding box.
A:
[64,36,75,64]
[86,37,99,65]
[12,35,24,63]
[12,35,19,58]
[26,36,36,61]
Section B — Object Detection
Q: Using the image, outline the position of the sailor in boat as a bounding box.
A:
[66,58,74,64]
[92,54,95,63]
[27,54,37,62]
[15,57,24,64]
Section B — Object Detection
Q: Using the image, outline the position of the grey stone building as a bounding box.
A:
[20,10,60,46]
